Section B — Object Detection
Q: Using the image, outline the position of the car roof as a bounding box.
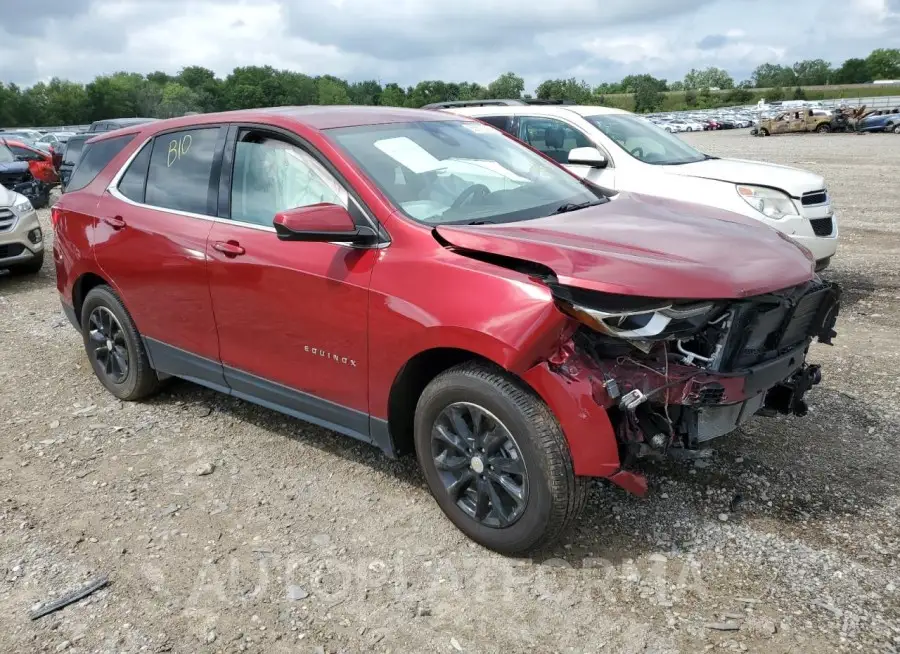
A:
[85,106,461,144]
[444,104,630,119]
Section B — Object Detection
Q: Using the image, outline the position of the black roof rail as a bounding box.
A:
[521,99,576,105]
[421,99,527,110]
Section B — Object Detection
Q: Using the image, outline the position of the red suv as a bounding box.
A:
[53,107,840,553]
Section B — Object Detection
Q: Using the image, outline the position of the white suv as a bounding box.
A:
[0,184,44,274]
[445,104,838,270]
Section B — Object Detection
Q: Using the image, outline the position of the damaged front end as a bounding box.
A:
[546,278,841,477]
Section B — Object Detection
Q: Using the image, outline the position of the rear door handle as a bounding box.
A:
[213,240,245,257]
[103,216,126,230]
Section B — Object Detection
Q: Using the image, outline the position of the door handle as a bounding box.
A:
[103,216,126,230]
[213,240,246,257]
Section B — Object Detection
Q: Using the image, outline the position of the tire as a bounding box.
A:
[759,128,769,136]
[893,124,900,134]
[31,189,50,210]
[816,124,831,133]
[414,362,588,554]
[80,285,160,401]
[9,250,44,275]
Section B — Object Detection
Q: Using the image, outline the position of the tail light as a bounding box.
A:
[50,207,62,229]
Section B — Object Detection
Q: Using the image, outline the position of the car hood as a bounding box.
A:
[436,192,815,300]
[663,157,826,196]
[0,183,16,206]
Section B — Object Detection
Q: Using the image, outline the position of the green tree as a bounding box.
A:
[834,58,870,84]
[684,89,698,107]
[792,86,807,100]
[85,72,144,120]
[157,82,201,117]
[865,48,900,79]
[380,83,407,106]
[684,67,734,89]
[535,78,593,103]
[620,74,667,93]
[633,78,664,112]
[457,82,487,101]
[767,86,785,102]
[724,87,753,105]
[792,59,832,85]
[348,80,382,106]
[668,80,684,91]
[316,76,351,105]
[752,63,797,88]
[486,72,524,99]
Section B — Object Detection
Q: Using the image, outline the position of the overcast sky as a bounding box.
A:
[1,0,898,91]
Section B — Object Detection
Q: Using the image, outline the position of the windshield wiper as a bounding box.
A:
[553,201,602,214]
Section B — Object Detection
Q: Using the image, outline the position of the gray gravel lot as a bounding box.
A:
[0,129,898,653]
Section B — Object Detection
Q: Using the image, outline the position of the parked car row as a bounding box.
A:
[41,104,840,554]
[647,110,756,132]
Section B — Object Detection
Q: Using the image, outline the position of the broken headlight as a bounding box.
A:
[552,286,716,340]
[736,185,798,220]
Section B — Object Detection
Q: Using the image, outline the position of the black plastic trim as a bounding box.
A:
[739,343,808,396]
[368,417,395,457]
[61,301,79,329]
[224,365,374,446]
[144,337,229,393]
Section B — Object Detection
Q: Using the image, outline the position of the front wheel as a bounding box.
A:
[893,124,900,134]
[414,363,588,554]
[81,285,160,401]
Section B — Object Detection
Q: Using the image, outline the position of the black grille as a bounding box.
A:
[722,281,837,370]
[810,217,834,236]
[697,384,726,405]
[0,243,25,259]
[802,190,828,206]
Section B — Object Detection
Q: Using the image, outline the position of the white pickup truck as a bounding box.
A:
[445,104,838,270]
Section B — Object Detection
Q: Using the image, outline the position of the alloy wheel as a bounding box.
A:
[430,402,529,528]
[87,307,129,384]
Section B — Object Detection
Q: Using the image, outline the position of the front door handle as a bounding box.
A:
[103,216,126,230]
[213,240,246,257]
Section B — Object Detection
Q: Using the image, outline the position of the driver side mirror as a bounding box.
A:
[567,147,608,169]
[273,203,377,246]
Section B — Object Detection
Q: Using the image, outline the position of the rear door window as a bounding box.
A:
[144,127,222,216]
[66,134,135,192]
[117,142,152,203]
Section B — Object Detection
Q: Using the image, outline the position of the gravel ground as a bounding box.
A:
[1,129,898,654]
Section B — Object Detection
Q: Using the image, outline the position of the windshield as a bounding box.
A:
[327,120,601,225]
[585,114,707,165]
[0,144,15,164]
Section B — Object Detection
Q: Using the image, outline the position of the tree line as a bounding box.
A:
[1,48,898,127]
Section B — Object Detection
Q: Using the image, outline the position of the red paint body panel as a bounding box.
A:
[437,192,815,299]
[93,196,220,361]
[206,221,376,413]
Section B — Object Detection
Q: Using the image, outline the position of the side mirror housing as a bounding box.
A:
[567,147,608,169]
[273,203,377,245]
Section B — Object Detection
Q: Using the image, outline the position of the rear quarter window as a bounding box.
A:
[478,115,514,134]
[65,135,135,192]
[117,141,152,203]
[62,138,86,165]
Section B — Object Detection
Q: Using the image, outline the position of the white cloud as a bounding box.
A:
[0,0,897,90]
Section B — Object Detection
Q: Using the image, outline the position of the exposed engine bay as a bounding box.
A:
[547,278,841,462]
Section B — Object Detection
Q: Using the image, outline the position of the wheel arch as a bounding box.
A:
[72,271,113,326]
[386,347,500,456]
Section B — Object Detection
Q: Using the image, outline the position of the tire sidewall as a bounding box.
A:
[414,373,559,552]
[80,287,141,399]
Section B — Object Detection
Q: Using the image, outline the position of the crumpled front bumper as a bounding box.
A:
[523,279,841,496]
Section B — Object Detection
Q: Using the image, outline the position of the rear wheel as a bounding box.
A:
[81,285,160,401]
[816,123,831,133]
[893,124,900,134]
[414,363,587,554]
[759,128,769,136]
